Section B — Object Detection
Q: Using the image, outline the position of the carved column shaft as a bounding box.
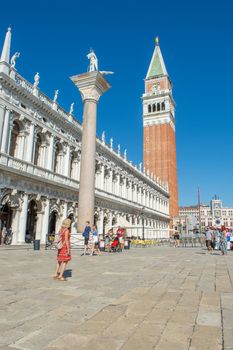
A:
[0,108,10,153]
[70,71,110,232]
[26,123,35,162]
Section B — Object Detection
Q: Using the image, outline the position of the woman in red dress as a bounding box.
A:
[53,218,71,281]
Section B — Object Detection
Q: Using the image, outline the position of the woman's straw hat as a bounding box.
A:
[61,218,72,228]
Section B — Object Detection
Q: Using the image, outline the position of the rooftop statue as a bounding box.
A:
[33,72,40,88]
[87,49,98,72]
[110,138,113,149]
[69,102,74,115]
[53,89,59,103]
[10,52,20,69]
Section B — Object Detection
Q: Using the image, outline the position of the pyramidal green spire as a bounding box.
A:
[146,38,168,79]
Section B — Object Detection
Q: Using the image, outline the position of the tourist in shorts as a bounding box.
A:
[205,227,213,254]
[90,225,101,256]
[174,233,180,247]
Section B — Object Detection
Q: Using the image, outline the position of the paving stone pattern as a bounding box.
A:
[1,246,233,349]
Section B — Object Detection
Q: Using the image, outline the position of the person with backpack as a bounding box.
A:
[52,218,72,281]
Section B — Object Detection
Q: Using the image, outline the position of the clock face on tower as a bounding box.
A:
[151,83,160,93]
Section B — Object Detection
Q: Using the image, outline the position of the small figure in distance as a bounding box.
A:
[105,229,112,253]
[90,225,101,256]
[205,226,213,254]
[82,221,92,256]
[174,232,180,248]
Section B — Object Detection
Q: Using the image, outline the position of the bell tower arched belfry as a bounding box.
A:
[143,38,178,220]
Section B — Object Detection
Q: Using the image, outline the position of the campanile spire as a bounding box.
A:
[143,38,178,223]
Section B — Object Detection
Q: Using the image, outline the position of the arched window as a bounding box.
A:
[157,103,161,111]
[161,102,165,111]
[9,122,20,157]
[152,104,156,112]
[148,105,151,113]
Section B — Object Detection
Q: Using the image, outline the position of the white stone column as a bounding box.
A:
[64,145,71,177]
[35,212,43,240]
[108,169,113,193]
[98,210,104,236]
[108,211,113,231]
[1,108,10,153]
[11,209,21,244]
[20,133,27,160]
[0,105,6,147]
[40,144,47,168]
[47,134,54,171]
[100,164,105,190]
[41,198,50,243]
[26,123,35,162]
[62,202,68,221]
[18,193,28,243]
[71,71,110,232]
[128,181,132,201]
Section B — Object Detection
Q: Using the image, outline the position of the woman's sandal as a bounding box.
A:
[52,274,60,279]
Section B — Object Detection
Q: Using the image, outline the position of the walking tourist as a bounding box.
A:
[219,227,227,256]
[90,225,101,256]
[52,218,72,281]
[174,232,180,247]
[117,226,125,251]
[205,227,213,254]
[82,221,91,256]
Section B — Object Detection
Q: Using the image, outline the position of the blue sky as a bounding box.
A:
[1,0,232,206]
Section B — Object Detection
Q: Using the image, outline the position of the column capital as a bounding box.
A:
[70,71,111,103]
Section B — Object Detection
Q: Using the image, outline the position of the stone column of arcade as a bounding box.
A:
[70,68,110,233]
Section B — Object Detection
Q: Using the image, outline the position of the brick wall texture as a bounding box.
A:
[144,123,178,219]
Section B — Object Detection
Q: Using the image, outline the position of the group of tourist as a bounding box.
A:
[52,218,127,281]
[205,226,229,255]
[172,226,231,256]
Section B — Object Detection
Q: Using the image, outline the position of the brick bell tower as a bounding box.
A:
[143,37,178,221]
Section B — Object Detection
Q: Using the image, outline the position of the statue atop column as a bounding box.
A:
[87,49,98,72]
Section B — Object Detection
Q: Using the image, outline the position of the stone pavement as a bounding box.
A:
[1,246,233,350]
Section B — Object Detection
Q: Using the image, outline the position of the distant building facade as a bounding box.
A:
[0,28,170,244]
[174,196,233,234]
